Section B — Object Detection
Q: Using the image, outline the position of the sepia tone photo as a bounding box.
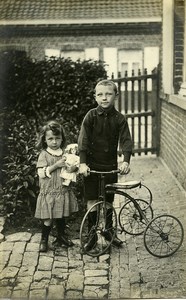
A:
[0,0,186,299]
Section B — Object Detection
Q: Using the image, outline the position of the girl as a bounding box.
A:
[35,120,78,252]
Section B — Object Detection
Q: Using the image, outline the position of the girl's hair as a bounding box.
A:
[95,79,118,94]
[36,120,66,150]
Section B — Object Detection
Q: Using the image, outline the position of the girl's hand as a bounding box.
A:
[47,157,66,175]
[55,157,66,168]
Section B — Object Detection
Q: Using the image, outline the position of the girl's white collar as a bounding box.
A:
[46,147,63,156]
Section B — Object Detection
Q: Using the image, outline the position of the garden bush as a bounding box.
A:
[1,110,38,223]
[0,51,107,226]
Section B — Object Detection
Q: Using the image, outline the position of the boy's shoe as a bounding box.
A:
[61,235,74,247]
[52,238,61,247]
[102,230,123,248]
[84,233,98,251]
[52,235,74,247]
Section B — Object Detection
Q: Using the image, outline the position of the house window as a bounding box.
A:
[144,47,159,73]
[132,62,140,75]
[144,47,159,91]
[45,48,100,62]
[60,51,85,61]
[121,61,140,91]
[103,48,118,78]
[85,48,99,60]
[118,50,143,91]
[45,49,60,58]
[118,50,143,77]
[45,49,85,61]
[121,62,141,76]
[121,63,128,76]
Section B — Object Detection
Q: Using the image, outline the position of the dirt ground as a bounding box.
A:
[3,210,83,241]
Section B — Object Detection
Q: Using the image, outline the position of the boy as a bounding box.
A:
[78,79,133,250]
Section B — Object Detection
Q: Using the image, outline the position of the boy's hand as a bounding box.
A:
[79,163,90,177]
[119,162,130,175]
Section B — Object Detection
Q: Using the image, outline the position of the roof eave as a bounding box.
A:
[0,16,162,26]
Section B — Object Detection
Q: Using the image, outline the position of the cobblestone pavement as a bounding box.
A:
[0,155,185,299]
[109,155,186,299]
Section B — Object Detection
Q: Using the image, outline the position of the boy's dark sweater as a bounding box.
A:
[78,105,133,169]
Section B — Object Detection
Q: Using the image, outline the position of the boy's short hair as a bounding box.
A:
[95,80,118,94]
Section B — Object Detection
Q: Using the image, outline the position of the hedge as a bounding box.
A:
[0,50,107,225]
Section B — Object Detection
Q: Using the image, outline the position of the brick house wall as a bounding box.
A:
[0,21,161,63]
[160,0,186,190]
[174,0,185,93]
[160,100,186,189]
[0,33,161,61]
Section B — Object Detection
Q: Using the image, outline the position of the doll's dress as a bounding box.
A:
[60,154,80,183]
[35,148,78,220]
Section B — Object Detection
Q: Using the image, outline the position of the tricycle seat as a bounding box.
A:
[106,180,141,190]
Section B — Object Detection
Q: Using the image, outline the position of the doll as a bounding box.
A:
[60,143,80,186]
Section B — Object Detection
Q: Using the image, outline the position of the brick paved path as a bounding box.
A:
[109,155,186,299]
[0,155,185,299]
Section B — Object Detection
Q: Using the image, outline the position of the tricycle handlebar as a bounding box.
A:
[90,170,120,175]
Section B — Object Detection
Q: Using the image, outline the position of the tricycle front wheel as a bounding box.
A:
[80,201,117,257]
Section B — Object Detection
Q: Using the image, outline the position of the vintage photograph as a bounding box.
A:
[0,0,185,299]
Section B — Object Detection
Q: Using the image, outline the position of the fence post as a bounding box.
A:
[131,69,135,145]
[151,67,160,155]
[138,69,142,155]
[144,68,148,154]
[118,71,121,112]
[124,70,128,114]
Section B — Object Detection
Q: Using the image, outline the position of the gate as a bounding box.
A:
[112,67,160,156]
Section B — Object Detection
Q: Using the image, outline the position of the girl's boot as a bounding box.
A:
[39,224,51,252]
[84,211,98,251]
[53,218,74,247]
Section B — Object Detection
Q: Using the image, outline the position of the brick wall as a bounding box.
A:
[174,0,185,93]
[160,100,186,190]
[0,32,161,61]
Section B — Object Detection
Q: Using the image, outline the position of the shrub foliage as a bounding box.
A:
[0,51,107,225]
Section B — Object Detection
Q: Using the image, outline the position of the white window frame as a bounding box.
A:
[167,0,186,109]
[162,0,174,95]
